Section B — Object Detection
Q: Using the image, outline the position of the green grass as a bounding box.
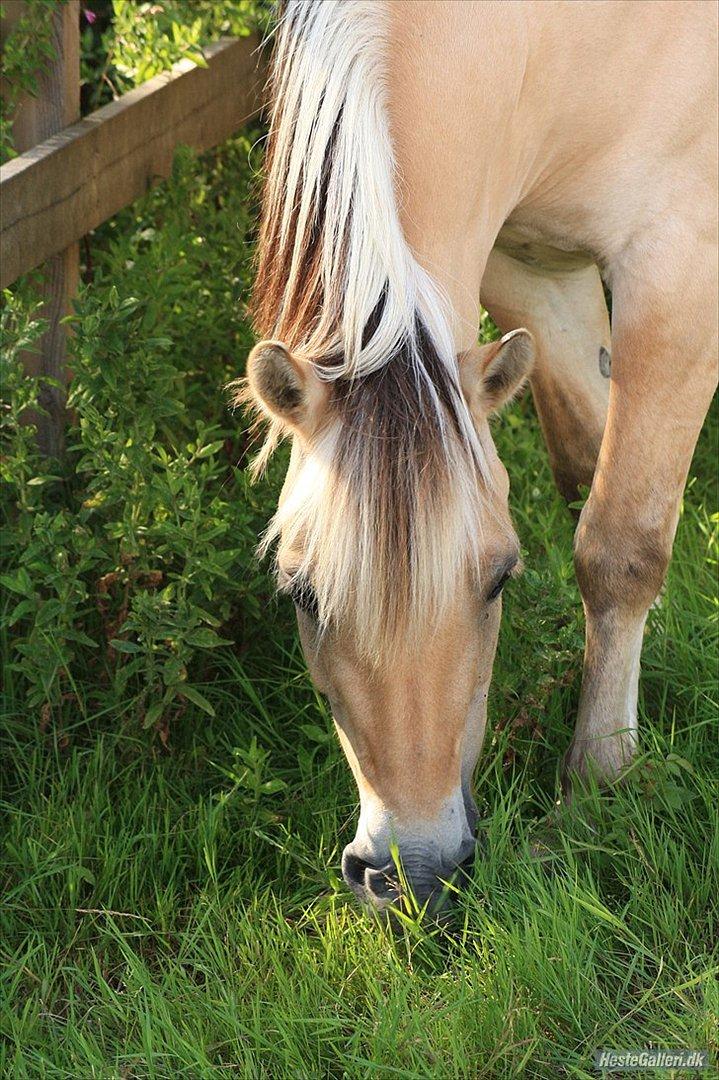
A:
[2,389,717,1078]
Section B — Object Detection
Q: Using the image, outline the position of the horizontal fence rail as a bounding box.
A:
[0,34,265,290]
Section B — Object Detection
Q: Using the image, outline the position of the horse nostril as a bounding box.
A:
[341,848,371,896]
[342,848,397,903]
[364,866,394,899]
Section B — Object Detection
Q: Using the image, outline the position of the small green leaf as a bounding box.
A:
[109,639,143,654]
[66,630,99,648]
[0,571,33,597]
[261,779,287,795]
[194,441,225,459]
[299,723,331,745]
[27,475,62,486]
[143,701,165,729]
[666,754,695,774]
[185,50,208,68]
[5,599,36,626]
[176,685,215,716]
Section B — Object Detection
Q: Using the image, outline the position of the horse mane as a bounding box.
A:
[249,0,492,659]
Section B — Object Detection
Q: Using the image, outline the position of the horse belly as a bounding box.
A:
[495,221,595,276]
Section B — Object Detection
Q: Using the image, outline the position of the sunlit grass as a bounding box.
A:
[2,397,716,1078]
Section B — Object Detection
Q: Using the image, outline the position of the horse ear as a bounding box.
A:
[461,329,535,414]
[246,340,312,427]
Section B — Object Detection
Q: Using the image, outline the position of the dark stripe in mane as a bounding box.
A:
[327,322,469,638]
[252,104,344,353]
[247,0,489,656]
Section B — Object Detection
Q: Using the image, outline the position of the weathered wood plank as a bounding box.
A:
[0,34,266,290]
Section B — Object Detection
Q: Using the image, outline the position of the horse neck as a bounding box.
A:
[383,1,531,350]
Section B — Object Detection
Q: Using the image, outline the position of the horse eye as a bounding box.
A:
[288,578,319,619]
[487,571,511,602]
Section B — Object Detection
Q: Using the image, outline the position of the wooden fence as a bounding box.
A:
[0,1,266,453]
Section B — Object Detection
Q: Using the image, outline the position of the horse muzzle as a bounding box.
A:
[341,810,477,917]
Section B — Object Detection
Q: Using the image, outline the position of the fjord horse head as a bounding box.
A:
[233,0,535,915]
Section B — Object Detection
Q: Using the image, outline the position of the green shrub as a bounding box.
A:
[1,0,280,735]
[1,138,278,733]
[81,0,270,111]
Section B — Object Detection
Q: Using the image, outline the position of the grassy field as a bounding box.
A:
[3,370,717,1078]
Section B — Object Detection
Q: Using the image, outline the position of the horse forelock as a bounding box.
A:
[251,0,493,659]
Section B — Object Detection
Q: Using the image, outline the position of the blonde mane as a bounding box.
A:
[248,0,494,659]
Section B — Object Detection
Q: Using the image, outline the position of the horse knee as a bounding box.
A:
[574,508,671,616]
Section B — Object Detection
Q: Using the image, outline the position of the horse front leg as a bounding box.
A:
[565,248,718,785]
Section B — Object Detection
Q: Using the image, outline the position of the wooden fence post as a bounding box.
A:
[8,0,80,457]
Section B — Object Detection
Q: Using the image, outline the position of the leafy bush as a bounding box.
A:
[1,138,278,734]
[0,1,280,735]
[81,0,270,111]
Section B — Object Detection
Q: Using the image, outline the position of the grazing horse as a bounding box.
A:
[239,0,718,913]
